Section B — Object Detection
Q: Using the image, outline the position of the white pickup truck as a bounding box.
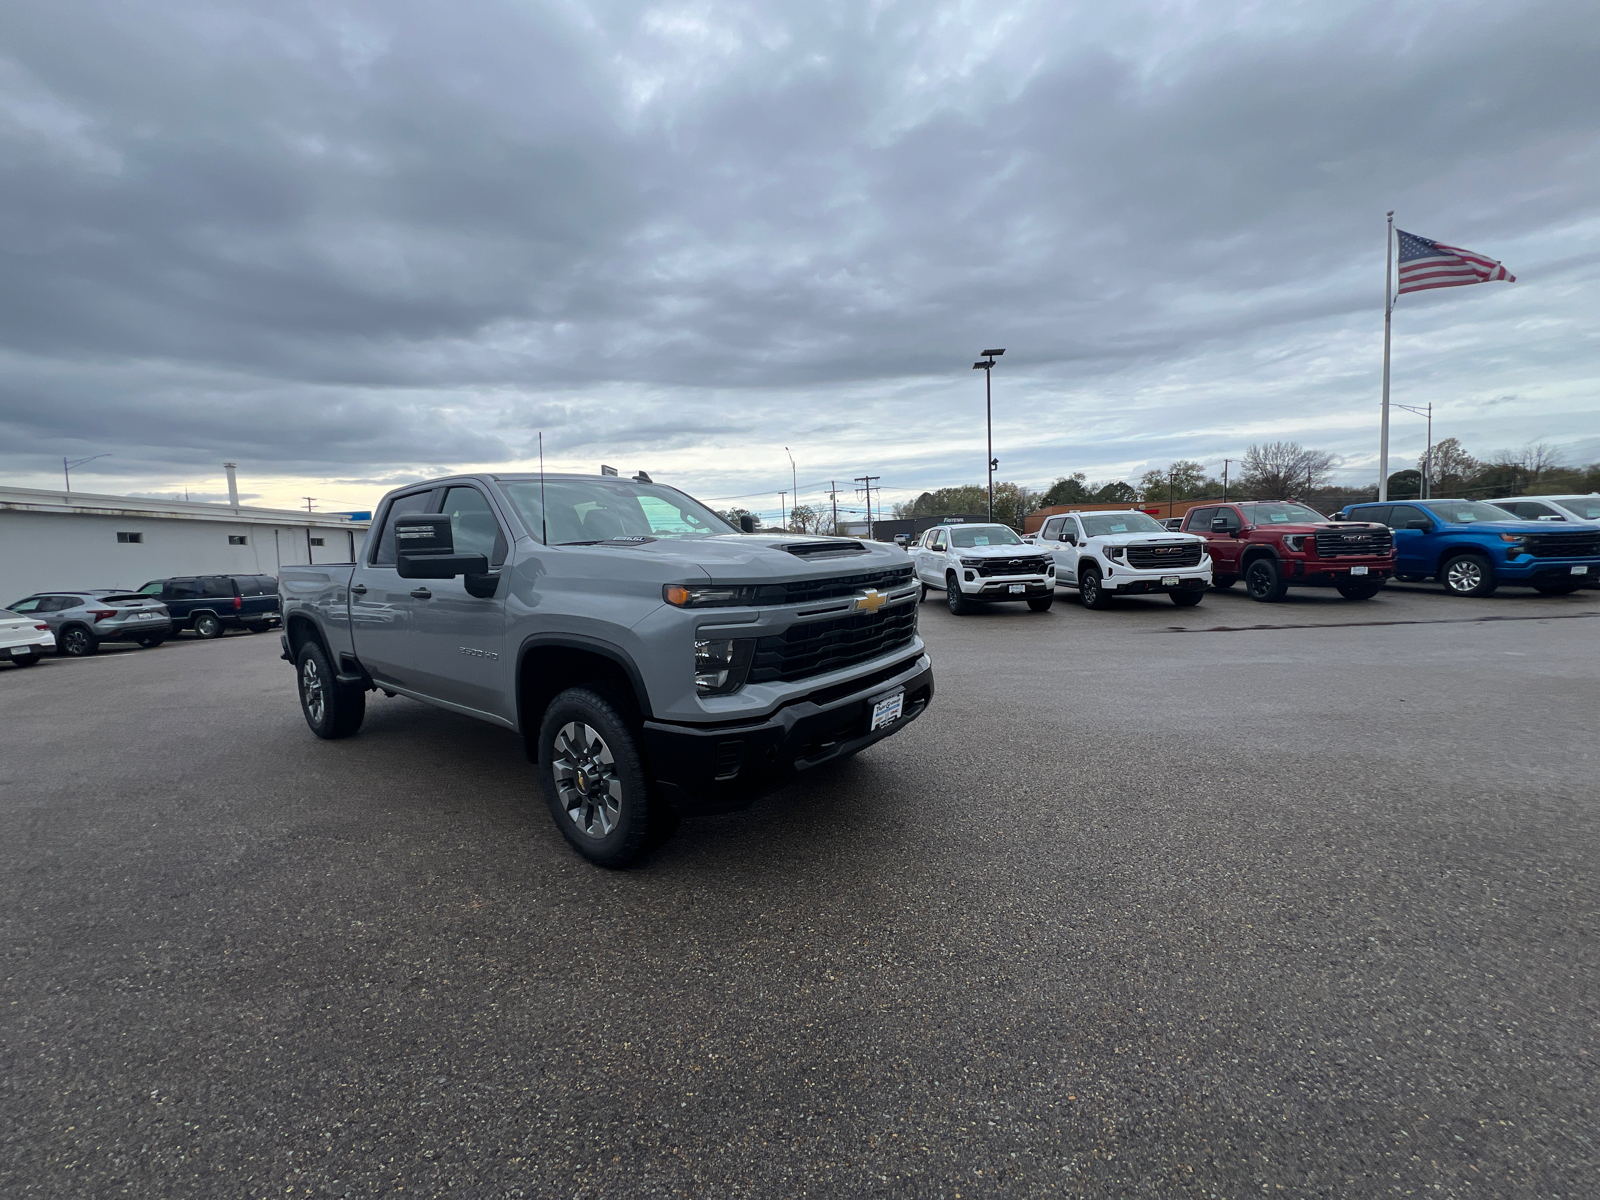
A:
[1036,509,1211,608]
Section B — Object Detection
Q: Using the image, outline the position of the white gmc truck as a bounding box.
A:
[1036,510,1211,608]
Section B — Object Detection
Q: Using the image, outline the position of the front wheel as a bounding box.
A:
[1027,595,1054,612]
[1441,553,1496,598]
[1335,581,1383,600]
[945,574,973,615]
[1394,573,1425,583]
[539,687,665,867]
[10,652,41,668]
[918,583,929,603]
[193,612,223,639]
[1244,558,1288,602]
[297,641,365,739]
[1211,575,1237,590]
[58,625,97,656]
[1169,590,1203,607]
[1079,568,1112,609]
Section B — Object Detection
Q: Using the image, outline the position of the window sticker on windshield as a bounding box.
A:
[1450,510,1475,522]
[1268,514,1289,522]
[974,536,990,545]
[1109,522,1128,532]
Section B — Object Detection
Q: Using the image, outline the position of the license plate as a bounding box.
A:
[1008,583,1025,594]
[1572,565,1588,576]
[5,646,22,657]
[870,691,904,731]
[1350,565,1369,576]
[137,611,154,619]
[1162,575,1180,587]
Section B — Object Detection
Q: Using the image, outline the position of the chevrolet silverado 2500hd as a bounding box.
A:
[278,474,934,866]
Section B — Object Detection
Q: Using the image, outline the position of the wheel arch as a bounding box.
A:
[1239,545,1281,569]
[1435,543,1494,575]
[284,613,330,660]
[517,635,653,759]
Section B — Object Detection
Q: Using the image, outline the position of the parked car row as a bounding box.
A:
[913,494,1600,612]
[3,574,282,662]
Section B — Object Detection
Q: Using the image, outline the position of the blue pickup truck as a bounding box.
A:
[1338,499,1600,597]
[135,574,282,638]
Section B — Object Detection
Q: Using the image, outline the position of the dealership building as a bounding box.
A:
[0,483,370,603]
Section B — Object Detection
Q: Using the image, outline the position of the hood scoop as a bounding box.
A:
[778,539,868,559]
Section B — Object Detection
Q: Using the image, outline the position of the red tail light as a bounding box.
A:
[35,624,50,631]
[234,595,242,610]
[90,609,116,620]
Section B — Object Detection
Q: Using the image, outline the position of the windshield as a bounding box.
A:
[501,479,735,544]
[1553,497,1600,521]
[1239,503,1325,525]
[1423,501,1517,524]
[949,525,1023,548]
[1079,512,1167,537]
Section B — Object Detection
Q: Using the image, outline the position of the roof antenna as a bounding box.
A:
[539,431,548,546]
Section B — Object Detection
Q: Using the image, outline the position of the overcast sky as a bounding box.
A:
[2,0,1596,520]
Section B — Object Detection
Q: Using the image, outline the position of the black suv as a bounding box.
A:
[136,575,281,639]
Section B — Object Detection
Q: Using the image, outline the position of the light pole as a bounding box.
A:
[972,349,1005,521]
[63,454,110,494]
[785,446,797,529]
[1394,403,1433,498]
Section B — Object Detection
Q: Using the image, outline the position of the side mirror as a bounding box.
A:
[394,515,490,579]
[1404,520,1430,531]
[739,514,757,533]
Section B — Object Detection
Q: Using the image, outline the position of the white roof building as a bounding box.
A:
[0,485,370,602]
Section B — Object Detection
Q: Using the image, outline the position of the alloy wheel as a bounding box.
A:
[1446,559,1483,594]
[300,656,326,725]
[61,628,91,656]
[551,721,623,839]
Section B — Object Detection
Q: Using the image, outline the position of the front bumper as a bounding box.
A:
[1501,559,1600,584]
[959,574,1052,599]
[1100,569,1210,594]
[1288,558,1393,585]
[641,653,934,815]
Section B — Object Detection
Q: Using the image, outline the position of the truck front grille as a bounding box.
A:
[779,564,914,606]
[1315,529,1393,557]
[1124,543,1203,569]
[1524,531,1600,557]
[975,556,1050,577]
[748,604,918,684]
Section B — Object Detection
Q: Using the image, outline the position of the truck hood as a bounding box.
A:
[947,542,1040,558]
[571,533,911,583]
[1250,521,1388,534]
[1091,533,1205,548]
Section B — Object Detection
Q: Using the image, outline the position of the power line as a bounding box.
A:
[854,475,881,540]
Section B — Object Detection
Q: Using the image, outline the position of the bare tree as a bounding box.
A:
[1491,441,1563,480]
[1239,442,1338,499]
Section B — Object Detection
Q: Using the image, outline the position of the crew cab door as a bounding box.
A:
[918,528,949,584]
[1038,517,1072,583]
[1384,504,1435,573]
[408,484,512,719]
[1198,506,1243,574]
[349,487,436,690]
[1052,516,1083,582]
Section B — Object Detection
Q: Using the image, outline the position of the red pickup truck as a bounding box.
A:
[1181,500,1395,601]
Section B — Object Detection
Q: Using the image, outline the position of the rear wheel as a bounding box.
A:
[1441,553,1496,598]
[945,573,973,615]
[538,687,664,867]
[135,635,166,648]
[193,612,223,639]
[296,640,365,739]
[10,652,40,668]
[244,622,270,634]
[59,625,97,656]
[1079,567,1112,610]
[1533,581,1582,595]
[1169,590,1203,607]
[1244,558,1288,602]
[1027,595,1054,612]
[1335,581,1384,600]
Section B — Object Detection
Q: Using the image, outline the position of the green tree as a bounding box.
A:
[1137,460,1212,504]
[1040,473,1092,506]
[717,507,757,529]
[893,482,1038,531]
[1090,480,1139,503]
[788,504,821,534]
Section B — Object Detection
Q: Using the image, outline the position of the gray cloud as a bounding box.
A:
[1,0,1596,515]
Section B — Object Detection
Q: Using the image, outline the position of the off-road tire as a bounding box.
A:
[59,625,97,656]
[296,640,365,739]
[918,583,929,603]
[538,686,663,867]
[193,612,223,639]
[1244,558,1289,603]
[10,652,40,668]
[1169,590,1203,607]
[1335,581,1384,601]
[1026,595,1054,612]
[1441,553,1496,598]
[945,573,973,615]
[1211,575,1237,590]
[1533,581,1582,596]
[1079,567,1112,610]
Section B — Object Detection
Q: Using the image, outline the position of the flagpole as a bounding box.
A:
[1378,211,1394,502]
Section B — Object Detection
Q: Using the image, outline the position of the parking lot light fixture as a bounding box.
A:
[973,349,1005,521]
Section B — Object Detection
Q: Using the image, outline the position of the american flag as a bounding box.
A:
[1396,229,1515,295]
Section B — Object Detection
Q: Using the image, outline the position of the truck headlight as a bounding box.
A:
[1498,534,1526,553]
[1283,534,1309,552]
[1106,546,1125,559]
[959,557,984,568]
[695,638,754,696]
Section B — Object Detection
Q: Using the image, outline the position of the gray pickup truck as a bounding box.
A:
[278,473,933,865]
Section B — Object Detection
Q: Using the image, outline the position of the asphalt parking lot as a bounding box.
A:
[4,584,1597,1198]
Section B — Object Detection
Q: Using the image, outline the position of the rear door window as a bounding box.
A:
[371,491,436,566]
[164,579,202,600]
[201,577,235,599]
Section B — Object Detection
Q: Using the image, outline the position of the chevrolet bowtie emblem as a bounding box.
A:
[854,589,888,613]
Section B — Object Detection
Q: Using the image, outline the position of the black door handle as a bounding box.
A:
[409,588,432,600]
[349,583,368,595]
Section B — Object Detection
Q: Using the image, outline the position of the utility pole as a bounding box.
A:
[303,497,317,513]
[1222,459,1231,501]
[827,480,840,536]
[854,475,880,540]
[778,492,787,531]
[785,447,798,521]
